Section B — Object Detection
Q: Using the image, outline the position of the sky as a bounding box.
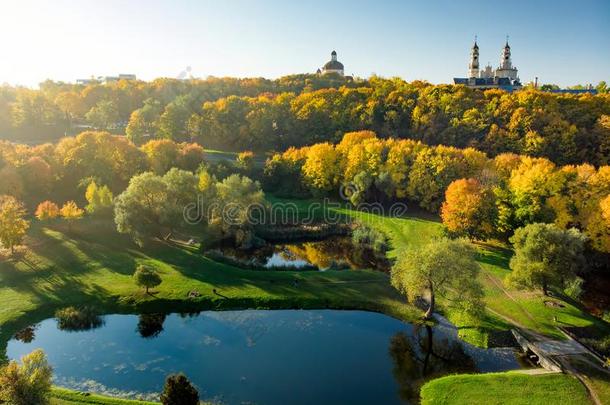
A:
[0,0,608,88]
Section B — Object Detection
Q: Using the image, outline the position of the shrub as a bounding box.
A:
[55,306,104,331]
[352,224,389,253]
[160,373,199,405]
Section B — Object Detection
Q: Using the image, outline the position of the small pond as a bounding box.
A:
[211,235,391,271]
[8,310,525,404]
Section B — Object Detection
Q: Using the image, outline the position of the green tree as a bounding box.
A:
[0,195,30,254]
[506,223,586,295]
[391,238,483,319]
[210,174,266,248]
[114,170,199,244]
[133,265,162,294]
[85,100,120,130]
[158,95,193,141]
[114,172,169,244]
[0,349,53,405]
[160,373,199,405]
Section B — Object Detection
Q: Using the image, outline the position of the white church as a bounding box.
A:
[454,38,522,91]
[317,50,345,76]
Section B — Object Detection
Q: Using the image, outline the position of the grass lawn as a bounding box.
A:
[419,371,591,405]
[51,387,157,405]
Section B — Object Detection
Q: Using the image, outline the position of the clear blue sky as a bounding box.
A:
[1,0,608,87]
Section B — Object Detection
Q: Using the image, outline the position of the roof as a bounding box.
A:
[323,60,344,70]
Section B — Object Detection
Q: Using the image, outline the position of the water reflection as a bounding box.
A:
[389,325,475,402]
[13,325,37,343]
[213,236,391,271]
[136,314,166,339]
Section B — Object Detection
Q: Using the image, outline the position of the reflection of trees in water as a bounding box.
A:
[389,325,475,403]
[13,324,38,343]
[285,237,390,271]
[137,314,166,339]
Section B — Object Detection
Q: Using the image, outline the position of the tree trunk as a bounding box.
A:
[424,284,435,319]
[542,278,548,296]
[11,244,14,255]
[145,286,149,294]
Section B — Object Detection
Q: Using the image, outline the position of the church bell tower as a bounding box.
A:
[468,38,480,78]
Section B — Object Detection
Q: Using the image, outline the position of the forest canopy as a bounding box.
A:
[1,75,608,166]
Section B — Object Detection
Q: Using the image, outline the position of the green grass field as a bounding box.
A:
[51,388,157,405]
[419,371,591,405]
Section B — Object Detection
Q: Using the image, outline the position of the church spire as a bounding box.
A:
[500,36,512,70]
[468,36,480,78]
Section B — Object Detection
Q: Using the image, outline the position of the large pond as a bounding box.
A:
[211,235,391,271]
[7,310,525,404]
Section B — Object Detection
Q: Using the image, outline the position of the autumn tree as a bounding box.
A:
[0,349,53,405]
[391,238,484,319]
[506,223,586,295]
[141,139,180,174]
[0,195,29,254]
[236,151,255,173]
[85,181,114,215]
[178,143,206,172]
[60,201,84,231]
[441,178,496,239]
[35,201,60,220]
[302,143,340,195]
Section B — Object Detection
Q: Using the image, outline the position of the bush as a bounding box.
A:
[55,306,104,331]
[352,224,389,253]
[0,349,53,405]
[160,373,199,405]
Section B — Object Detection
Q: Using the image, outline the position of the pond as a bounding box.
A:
[7,310,525,404]
[211,235,391,272]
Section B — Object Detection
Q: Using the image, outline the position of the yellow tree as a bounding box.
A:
[302,143,340,194]
[0,195,29,254]
[35,201,60,220]
[441,178,495,239]
[602,195,610,226]
[586,194,610,253]
[141,139,180,174]
[60,201,84,231]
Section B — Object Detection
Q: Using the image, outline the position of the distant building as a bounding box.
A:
[76,74,136,85]
[454,38,522,91]
[547,88,598,95]
[318,50,345,76]
[102,74,137,83]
